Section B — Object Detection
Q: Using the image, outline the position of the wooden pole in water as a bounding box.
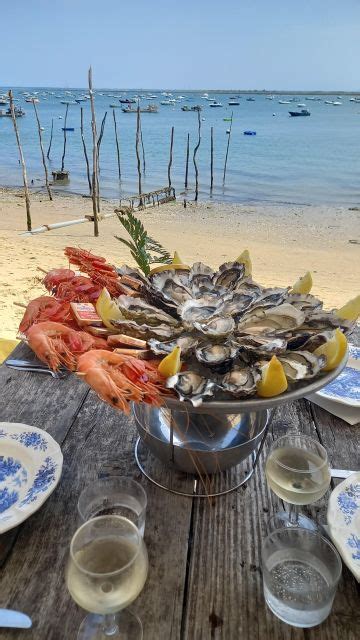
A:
[140,122,146,174]
[168,126,174,188]
[8,90,32,231]
[32,100,52,200]
[136,103,142,204]
[80,107,92,195]
[184,132,190,189]
[61,103,69,172]
[223,111,233,185]
[88,66,99,236]
[210,126,214,192]
[112,108,121,181]
[193,110,201,201]
[96,111,107,212]
[46,117,54,159]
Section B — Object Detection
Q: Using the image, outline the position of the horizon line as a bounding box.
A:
[1,86,360,95]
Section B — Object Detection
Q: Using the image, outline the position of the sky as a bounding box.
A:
[2,0,360,90]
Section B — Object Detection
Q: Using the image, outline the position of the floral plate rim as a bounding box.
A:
[327,472,360,583]
[0,422,63,534]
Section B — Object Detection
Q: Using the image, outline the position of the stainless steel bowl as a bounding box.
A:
[133,403,270,474]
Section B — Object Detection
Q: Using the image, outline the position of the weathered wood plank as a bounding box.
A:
[0,389,193,640]
[183,402,360,640]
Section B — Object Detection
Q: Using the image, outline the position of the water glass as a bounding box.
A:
[262,528,342,628]
[78,477,147,536]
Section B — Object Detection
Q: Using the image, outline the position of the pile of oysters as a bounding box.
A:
[112,261,353,406]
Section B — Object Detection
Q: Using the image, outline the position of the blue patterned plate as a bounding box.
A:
[317,344,360,408]
[0,422,63,534]
[327,472,360,582]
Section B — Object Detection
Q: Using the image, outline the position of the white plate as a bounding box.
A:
[327,472,360,582]
[317,345,360,408]
[0,422,63,534]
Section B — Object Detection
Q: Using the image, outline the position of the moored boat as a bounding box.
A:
[289,109,311,117]
[0,106,25,117]
[122,104,158,113]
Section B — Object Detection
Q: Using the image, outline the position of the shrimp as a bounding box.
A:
[27,321,96,371]
[76,350,167,413]
[19,296,72,334]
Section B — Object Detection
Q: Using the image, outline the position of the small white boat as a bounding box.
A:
[266,95,274,100]
[324,100,334,104]
[278,100,291,104]
[25,97,39,103]
[160,100,173,105]
[209,101,223,107]
[332,101,342,106]
[297,103,306,107]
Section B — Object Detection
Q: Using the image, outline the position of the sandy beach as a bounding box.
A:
[0,187,359,339]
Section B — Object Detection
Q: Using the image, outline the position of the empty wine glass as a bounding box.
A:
[66,515,148,639]
[265,434,331,531]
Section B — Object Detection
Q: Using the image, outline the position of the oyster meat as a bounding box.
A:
[212,261,246,290]
[194,315,235,338]
[166,371,216,407]
[180,298,220,324]
[278,350,326,381]
[195,343,238,373]
[148,335,198,356]
[150,272,193,305]
[117,296,180,327]
[221,366,260,397]
[238,303,305,334]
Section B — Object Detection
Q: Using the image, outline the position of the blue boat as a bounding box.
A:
[244,130,256,135]
[62,127,75,131]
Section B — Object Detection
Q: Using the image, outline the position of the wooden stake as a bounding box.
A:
[193,110,201,202]
[112,108,121,181]
[223,111,233,185]
[32,101,52,201]
[136,103,142,203]
[140,122,146,174]
[96,111,107,212]
[46,117,54,159]
[210,126,214,192]
[88,66,99,236]
[8,90,32,231]
[185,132,190,189]
[168,126,174,188]
[61,103,69,172]
[80,107,92,194]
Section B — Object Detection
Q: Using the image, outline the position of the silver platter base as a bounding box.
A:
[134,437,263,498]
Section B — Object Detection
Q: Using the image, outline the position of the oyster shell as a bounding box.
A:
[278,351,326,381]
[166,371,216,407]
[221,292,256,318]
[180,298,220,324]
[212,261,245,290]
[286,293,323,312]
[221,366,260,397]
[235,334,288,354]
[247,287,289,312]
[194,315,235,338]
[238,303,305,334]
[117,296,180,327]
[195,343,238,373]
[301,311,355,334]
[150,272,193,305]
[111,320,181,340]
[148,335,198,356]
[287,331,333,352]
[188,262,215,296]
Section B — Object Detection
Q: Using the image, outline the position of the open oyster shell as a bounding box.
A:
[117,296,180,327]
[278,351,326,381]
[220,366,260,397]
[195,343,238,373]
[166,371,217,407]
[194,315,235,338]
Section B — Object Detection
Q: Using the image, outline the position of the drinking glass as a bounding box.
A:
[66,515,148,639]
[78,477,147,537]
[262,528,342,627]
[265,434,331,531]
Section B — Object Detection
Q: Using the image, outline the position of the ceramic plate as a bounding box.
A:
[317,345,360,408]
[327,472,360,582]
[0,422,63,534]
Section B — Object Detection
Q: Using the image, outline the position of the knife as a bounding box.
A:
[5,359,67,378]
[0,608,32,628]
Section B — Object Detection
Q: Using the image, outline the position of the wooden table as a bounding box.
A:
[0,343,359,640]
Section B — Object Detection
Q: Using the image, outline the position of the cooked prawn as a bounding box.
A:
[19,296,72,334]
[76,350,167,413]
[27,321,96,371]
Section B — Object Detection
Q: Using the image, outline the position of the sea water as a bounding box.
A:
[263,548,336,627]
[1,87,360,205]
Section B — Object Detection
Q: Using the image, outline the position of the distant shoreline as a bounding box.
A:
[1,86,360,95]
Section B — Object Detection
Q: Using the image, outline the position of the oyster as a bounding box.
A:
[195,343,238,373]
[247,287,289,312]
[221,292,256,318]
[188,262,215,296]
[238,303,305,334]
[111,320,181,341]
[150,272,193,305]
[212,261,246,290]
[286,293,323,312]
[287,331,333,352]
[221,366,260,397]
[301,311,354,334]
[148,335,198,356]
[194,315,235,338]
[278,351,326,381]
[180,298,220,324]
[117,296,179,327]
[166,371,216,407]
[235,334,287,354]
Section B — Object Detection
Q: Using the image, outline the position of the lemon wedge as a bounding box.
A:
[172,251,184,265]
[236,249,252,276]
[158,346,182,378]
[257,355,288,398]
[314,328,347,371]
[95,288,123,329]
[291,271,313,295]
[336,295,360,322]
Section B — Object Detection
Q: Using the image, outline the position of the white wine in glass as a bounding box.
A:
[66,516,148,639]
[265,435,331,530]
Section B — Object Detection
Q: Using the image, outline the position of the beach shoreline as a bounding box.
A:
[0,186,359,339]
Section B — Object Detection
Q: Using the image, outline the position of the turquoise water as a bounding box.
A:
[0,88,359,205]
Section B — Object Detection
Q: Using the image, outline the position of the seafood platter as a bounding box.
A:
[18,247,358,480]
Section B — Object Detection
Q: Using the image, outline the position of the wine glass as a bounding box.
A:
[66,515,148,639]
[265,434,331,531]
